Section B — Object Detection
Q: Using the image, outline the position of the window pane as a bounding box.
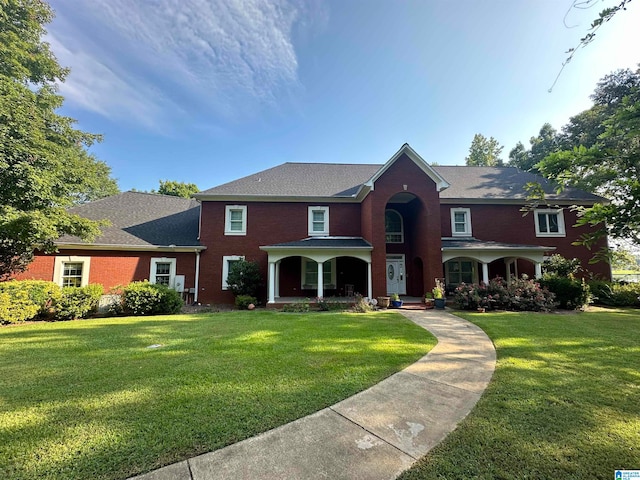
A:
[156,263,170,275]
[548,214,559,232]
[230,210,243,221]
[538,213,548,233]
[63,263,83,276]
[155,275,170,285]
[454,212,465,223]
[385,210,403,243]
[313,211,324,222]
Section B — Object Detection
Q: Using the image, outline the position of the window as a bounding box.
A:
[225,205,247,235]
[385,209,404,243]
[53,256,91,287]
[446,259,475,286]
[450,208,472,236]
[534,209,565,237]
[222,255,245,290]
[308,206,329,236]
[150,258,176,287]
[301,259,336,288]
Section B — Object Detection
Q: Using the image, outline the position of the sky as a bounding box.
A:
[46,0,640,193]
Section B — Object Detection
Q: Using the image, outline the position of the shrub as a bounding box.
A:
[0,289,39,324]
[588,280,640,307]
[540,275,591,310]
[543,254,582,277]
[454,276,555,312]
[235,294,257,309]
[227,260,262,298]
[316,297,346,311]
[0,280,61,318]
[54,284,103,320]
[352,294,374,313]
[282,298,310,312]
[123,281,183,316]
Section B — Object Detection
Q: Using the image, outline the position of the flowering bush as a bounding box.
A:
[454,276,555,312]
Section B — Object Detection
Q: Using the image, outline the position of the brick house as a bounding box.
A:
[14,144,610,304]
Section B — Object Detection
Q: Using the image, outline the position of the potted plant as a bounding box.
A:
[377,296,391,309]
[432,280,446,309]
[424,292,434,309]
[390,293,403,308]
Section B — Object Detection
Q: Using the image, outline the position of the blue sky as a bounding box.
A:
[46,0,640,192]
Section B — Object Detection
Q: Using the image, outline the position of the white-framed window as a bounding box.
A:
[451,208,472,236]
[534,209,566,237]
[222,255,245,290]
[225,205,247,235]
[308,206,329,236]
[445,259,477,286]
[385,209,404,243]
[301,258,336,289]
[150,258,177,287]
[53,256,91,287]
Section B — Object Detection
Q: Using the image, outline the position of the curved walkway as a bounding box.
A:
[131,309,496,480]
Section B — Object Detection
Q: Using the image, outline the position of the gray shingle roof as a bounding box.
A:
[196,163,603,202]
[441,237,551,251]
[263,237,373,249]
[58,191,202,247]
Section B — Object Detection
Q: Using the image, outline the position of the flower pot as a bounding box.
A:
[390,300,403,308]
[377,296,390,309]
[434,298,446,309]
[424,300,434,309]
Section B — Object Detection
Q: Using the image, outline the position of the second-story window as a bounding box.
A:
[308,206,329,236]
[385,209,404,243]
[225,205,247,235]
[451,208,472,236]
[535,209,566,237]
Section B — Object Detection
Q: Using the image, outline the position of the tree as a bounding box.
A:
[508,123,560,173]
[610,248,639,271]
[0,0,119,278]
[157,180,199,198]
[465,134,504,166]
[226,260,262,298]
[537,66,640,246]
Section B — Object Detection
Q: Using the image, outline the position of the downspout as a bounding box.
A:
[194,250,201,304]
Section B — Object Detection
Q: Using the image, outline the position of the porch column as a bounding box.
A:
[481,262,489,284]
[535,262,542,279]
[274,261,280,298]
[317,261,324,298]
[367,261,373,300]
[268,261,276,304]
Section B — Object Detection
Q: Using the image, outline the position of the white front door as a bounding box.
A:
[386,255,406,295]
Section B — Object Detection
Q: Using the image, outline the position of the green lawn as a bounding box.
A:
[399,308,640,480]
[0,310,435,480]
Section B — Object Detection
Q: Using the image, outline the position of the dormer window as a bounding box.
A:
[385,209,404,243]
[451,208,472,236]
[308,206,329,236]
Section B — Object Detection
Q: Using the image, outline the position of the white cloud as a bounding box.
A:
[47,0,321,129]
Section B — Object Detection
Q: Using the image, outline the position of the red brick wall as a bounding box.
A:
[440,203,610,279]
[13,250,199,292]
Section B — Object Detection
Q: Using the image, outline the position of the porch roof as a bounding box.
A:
[442,237,552,251]
[441,237,555,264]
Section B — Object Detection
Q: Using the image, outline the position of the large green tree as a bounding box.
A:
[0,0,119,278]
[537,67,640,246]
[157,180,199,198]
[465,133,504,166]
[508,123,560,173]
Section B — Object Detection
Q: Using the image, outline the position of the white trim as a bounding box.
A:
[385,209,404,243]
[365,144,450,192]
[53,256,91,287]
[54,243,205,252]
[450,208,472,237]
[150,257,177,288]
[534,208,566,237]
[308,206,329,236]
[225,205,247,236]
[222,255,245,290]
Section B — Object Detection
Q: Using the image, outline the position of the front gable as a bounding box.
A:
[363,144,450,194]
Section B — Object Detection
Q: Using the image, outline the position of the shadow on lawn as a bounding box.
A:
[1,311,434,480]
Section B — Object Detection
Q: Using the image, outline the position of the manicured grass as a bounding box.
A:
[0,310,435,480]
[399,308,640,480]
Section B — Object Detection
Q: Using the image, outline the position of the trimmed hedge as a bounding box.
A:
[539,276,591,310]
[54,284,104,320]
[235,295,257,309]
[0,290,39,324]
[122,281,183,315]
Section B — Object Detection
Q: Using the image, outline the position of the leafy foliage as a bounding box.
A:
[539,276,591,310]
[0,289,39,324]
[53,284,103,320]
[122,282,183,316]
[464,133,504,166]
[588,280,640,306]
[234,294,257,310]
[157,180,199,198]
[508,123,559,173]
[226,259,262,298]
[542,254,582,277]
[453,277,556,312]
[0,0,119,278]
[281,299,311,312]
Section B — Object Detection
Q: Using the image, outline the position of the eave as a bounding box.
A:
[55,243,206,253]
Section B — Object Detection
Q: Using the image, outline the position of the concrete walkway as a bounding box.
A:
[131,309,496,480]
